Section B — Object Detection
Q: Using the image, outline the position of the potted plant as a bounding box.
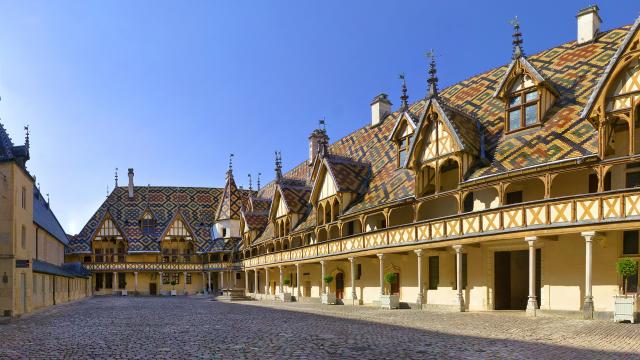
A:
[380,273,400,309]
[279,277,292,302]
[614,258,638,323]
[170,280,177,296]
[321,275,336,305]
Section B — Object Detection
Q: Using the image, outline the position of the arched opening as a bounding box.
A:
[335,272,345,300]
[388,204,414,226]
[504,177,545,205]
[604,117,631,159]
[550,168,599,197]
[317,203,325,225]
[331,199,340,222]
[324,205,332,224]
[341,219,362,236]
[290,236,302,248]
[462,187,499,213]
[439,159,460,192]
[364,212,386,232]
[604,59,640,158]
[328,225,340,240]
[317,228,328,243]
[417,195,458,221]
[116,240,127,263]
[418,165,436,196]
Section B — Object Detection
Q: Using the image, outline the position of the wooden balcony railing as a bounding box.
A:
[83,261,241,272]
[244,188,640,268]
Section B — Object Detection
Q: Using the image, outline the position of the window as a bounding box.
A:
[397,136,410,168]
[187,274,193,284]
[428,256,439,290]
[141,218,156,236]
[21,187,26,209]
[21,225,26,249]
[453,253,468,290]
[505,191,523,205]
[626,171,640,188]
[507,76,539,132]
[623,231,639,255]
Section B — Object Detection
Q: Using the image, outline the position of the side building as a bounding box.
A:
[0,124,91,319]
[66,168,253,296]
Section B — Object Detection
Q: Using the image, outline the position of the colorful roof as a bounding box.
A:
[68,186,252,254]
[322,154,370,194]
[216,170,245,221]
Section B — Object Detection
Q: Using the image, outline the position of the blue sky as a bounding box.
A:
[0,0,637,233]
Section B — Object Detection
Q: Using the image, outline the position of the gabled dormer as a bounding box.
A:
[91,210,128,261]
[214,156,241,239]
[160,211,197,261]
[310,153,369,225]
[389,74,418,168]
[139,209,157,236]
[405,53,481,197]
[494,18,558,133]
[268,179,311,239]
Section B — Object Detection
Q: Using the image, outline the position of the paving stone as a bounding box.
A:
[0,297,638,359]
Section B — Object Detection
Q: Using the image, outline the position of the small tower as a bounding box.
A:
[275,151,283,181]
[215,153,241,239]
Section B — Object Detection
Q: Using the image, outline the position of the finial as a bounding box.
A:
[228,153,234,174]
[46,193,50,204]
[248,173,253,191]
[257,172,262,190]
[426,50,438,98]
[399,73,409,111]
[24,125,30,149]
[114,168,119,187]
[319,118,326,131]
[106,185,110,198]
[510,16,524,59]
[275,151,283,180]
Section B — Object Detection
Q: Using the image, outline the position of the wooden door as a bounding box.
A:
[390,272,400,295]
[494,251,511,310]
[335,273,344,299]
[149,283,157,296]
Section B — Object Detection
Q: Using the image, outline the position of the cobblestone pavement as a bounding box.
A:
[1,297,640,359]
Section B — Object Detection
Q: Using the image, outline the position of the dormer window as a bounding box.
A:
[397,135,410,168]
[507,75,539,132]
[140,212,156,236]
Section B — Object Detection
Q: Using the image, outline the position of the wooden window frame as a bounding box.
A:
[397,136,411,168]
[506,86,540,133]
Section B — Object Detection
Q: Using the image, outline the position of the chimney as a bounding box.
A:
[308,128,329,164]
[370,93,392,127]
[577,5,601,45]
[127,168,134,198]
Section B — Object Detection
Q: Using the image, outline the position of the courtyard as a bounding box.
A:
[1,297,639,359]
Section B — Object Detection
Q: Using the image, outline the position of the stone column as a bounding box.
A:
[245,270,249,294]
[113,272,118,294]
[348,257,357,305]
[159,271,163,294]
[582,231,597,320]
[265,267,270,295]
[278,266,284,294]
[452,245,465,312]
[377,254,384,296]
[415,249,424,307]
[134,272,138,294]
[219,271,224,290]
[254,269,259,295]
[525,237,538,316]
[207,271,212,294]
[202,272,206,294]
[320,261,326,294]
[295,263,301,300]
[183,271,188,295]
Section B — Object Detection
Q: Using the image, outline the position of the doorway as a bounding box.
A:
[494,250,540,310]
[149,283,157,296]
[335,272,344,299]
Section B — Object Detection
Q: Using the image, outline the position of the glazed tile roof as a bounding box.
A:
[249,197,271,212]
[322,154,370,194]
[242,211,270,231]
[249,24,633,244]
[216,171,246,221]
[0,123,15,161]
[68,186,252,254]
[277,178,312,214]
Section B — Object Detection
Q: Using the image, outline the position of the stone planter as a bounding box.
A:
[380,294,400,309]
[321,292,336,305]
[614,295,637,323]
[277,292,292,302]
[121,290,128,297]
[170,290,177,296]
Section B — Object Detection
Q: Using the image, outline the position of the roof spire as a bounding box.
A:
[426,50,438,98]
[257,172,261,190]
[399,73,409,111]
[106,185,110,198]
[510,16,524,59]
[274,151,283,181]
[228,153,234,174]
[114,168,119,188]
[24,125,29,150]
[248,173,253,191]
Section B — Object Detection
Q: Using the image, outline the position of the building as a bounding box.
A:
[66,167,253,296]
[0,124,91,319]
[68,5,640,318]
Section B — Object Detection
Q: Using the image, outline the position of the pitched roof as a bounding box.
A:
[216,171,245,221]
[276,178,312,215]
[68,186,252,254]
[0,123,15,161]
[322,154,370,194]
[33,186,69,245]
[241,211,269,231]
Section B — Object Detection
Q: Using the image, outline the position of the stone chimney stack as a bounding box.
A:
[308,128,329,164]
[370,93,392,127]
[577,5,601,45]
[128,168,134,198]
